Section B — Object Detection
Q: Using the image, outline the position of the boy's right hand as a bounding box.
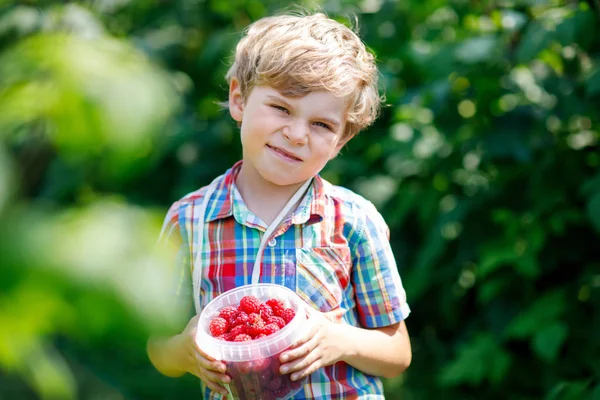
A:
[150,315,230,396]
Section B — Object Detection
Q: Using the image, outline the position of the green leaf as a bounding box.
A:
[440,334,511,387]
[546,380,593,400]
[478,277,509,304]
[478,241,519,278]
[505,290,566,339]
[516,254,540,278]
[517,21,552,63]
[532,322,568,362]
[586,192,600,233]
[585,66,600,98]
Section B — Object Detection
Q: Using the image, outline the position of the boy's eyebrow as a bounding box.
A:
[266,95,342,130]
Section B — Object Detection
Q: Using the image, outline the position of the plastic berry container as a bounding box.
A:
[196,283,308,400]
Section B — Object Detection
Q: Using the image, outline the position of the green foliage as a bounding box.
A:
[1,0,599,399]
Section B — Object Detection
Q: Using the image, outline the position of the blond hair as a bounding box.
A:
[226,12,382,140]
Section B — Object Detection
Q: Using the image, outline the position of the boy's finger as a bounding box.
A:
[202,376,229,395]
[201,368,231,385]
[279,339,315,363]
[191,367,229,395]
[194,353,226,373]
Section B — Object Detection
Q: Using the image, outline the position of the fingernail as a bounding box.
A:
[280,366,289,374]
[291,373,298,381]
[281,354,288,362]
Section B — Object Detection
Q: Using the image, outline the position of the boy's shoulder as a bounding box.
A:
[318,176,387,227]
[164,183,217,224]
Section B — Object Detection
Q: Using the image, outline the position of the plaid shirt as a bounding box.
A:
[161,161,410,399]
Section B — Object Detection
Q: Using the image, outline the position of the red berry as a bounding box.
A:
[267,316,285,329]
[218,305,239,322]
[248,313,262,324]
[267,375,283,389]
[281,308,296,324]
[232,311,249,327]
[209,317,229,337]
[239,295,261,314]
[262,323,280,336]
[215,334,227,340]
[259,303,273,319]
[233,334,252,342]
[255,333,267,339]
[246,313,265,337]
[266,298,285,317]
[227,324,247,341]
[251,357,272,372]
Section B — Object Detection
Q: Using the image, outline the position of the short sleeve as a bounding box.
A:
[350,202,410,328]
[157,201,193,316]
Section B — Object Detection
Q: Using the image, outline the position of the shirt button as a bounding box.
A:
[268,238,277,247]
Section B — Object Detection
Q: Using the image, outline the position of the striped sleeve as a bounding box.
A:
[350,201,410,328]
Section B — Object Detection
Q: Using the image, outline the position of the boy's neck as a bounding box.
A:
[235,163,309,226]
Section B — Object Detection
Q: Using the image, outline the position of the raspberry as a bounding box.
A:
[251,357,271,372]
[233,334,252,342]
[239,295,261,314]
[232,311,249,327]
[255,333,267,339]
[209,317,229,337]
[215,334,227,341]
[262,323,280,336]
[267,316,285,329]
[246,313,265,337]
[218,305,239,322]
[267,375,283,390]
[236,361,253,374]
[248,313,262,324]
[227,324,247,341]
[259,303,273,319]
[281,308,296,324]
[266,298,285,317]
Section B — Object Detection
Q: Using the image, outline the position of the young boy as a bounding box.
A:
[148,12,412,399]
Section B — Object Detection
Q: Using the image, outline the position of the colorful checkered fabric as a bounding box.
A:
[160,161,410,399]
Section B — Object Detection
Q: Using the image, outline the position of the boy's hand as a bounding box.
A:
[277,308,348,382]
[151,315,231,395]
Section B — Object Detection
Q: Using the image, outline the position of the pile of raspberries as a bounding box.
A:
[208,295,296,342]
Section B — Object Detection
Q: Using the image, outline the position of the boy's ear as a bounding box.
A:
[229,78,244,123]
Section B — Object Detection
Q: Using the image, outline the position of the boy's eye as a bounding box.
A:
[314,121,332,131]
[271,105,289,114]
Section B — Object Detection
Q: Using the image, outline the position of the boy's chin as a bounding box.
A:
[258,171,310,188]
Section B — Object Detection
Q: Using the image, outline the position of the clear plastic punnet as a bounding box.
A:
[196,283,308,400]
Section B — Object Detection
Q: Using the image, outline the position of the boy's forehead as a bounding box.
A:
[258,85,347,108]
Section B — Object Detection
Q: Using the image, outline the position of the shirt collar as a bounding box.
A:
[205,160,326,225]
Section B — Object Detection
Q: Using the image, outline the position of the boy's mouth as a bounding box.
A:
[266,145,303,162]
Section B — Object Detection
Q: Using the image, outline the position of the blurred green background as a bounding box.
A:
[0,0,599,399]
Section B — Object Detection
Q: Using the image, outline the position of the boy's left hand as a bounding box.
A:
[278,307,349,381]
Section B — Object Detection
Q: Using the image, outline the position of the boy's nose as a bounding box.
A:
[282,122,308,145]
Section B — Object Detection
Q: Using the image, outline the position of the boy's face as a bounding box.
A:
[229,79,348,188]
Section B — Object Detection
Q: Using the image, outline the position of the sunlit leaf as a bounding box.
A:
[0,33,181,180]
[454,35,498,64]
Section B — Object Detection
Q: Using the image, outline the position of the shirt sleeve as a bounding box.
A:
[157,200,193,317]
[350,201,410,328]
